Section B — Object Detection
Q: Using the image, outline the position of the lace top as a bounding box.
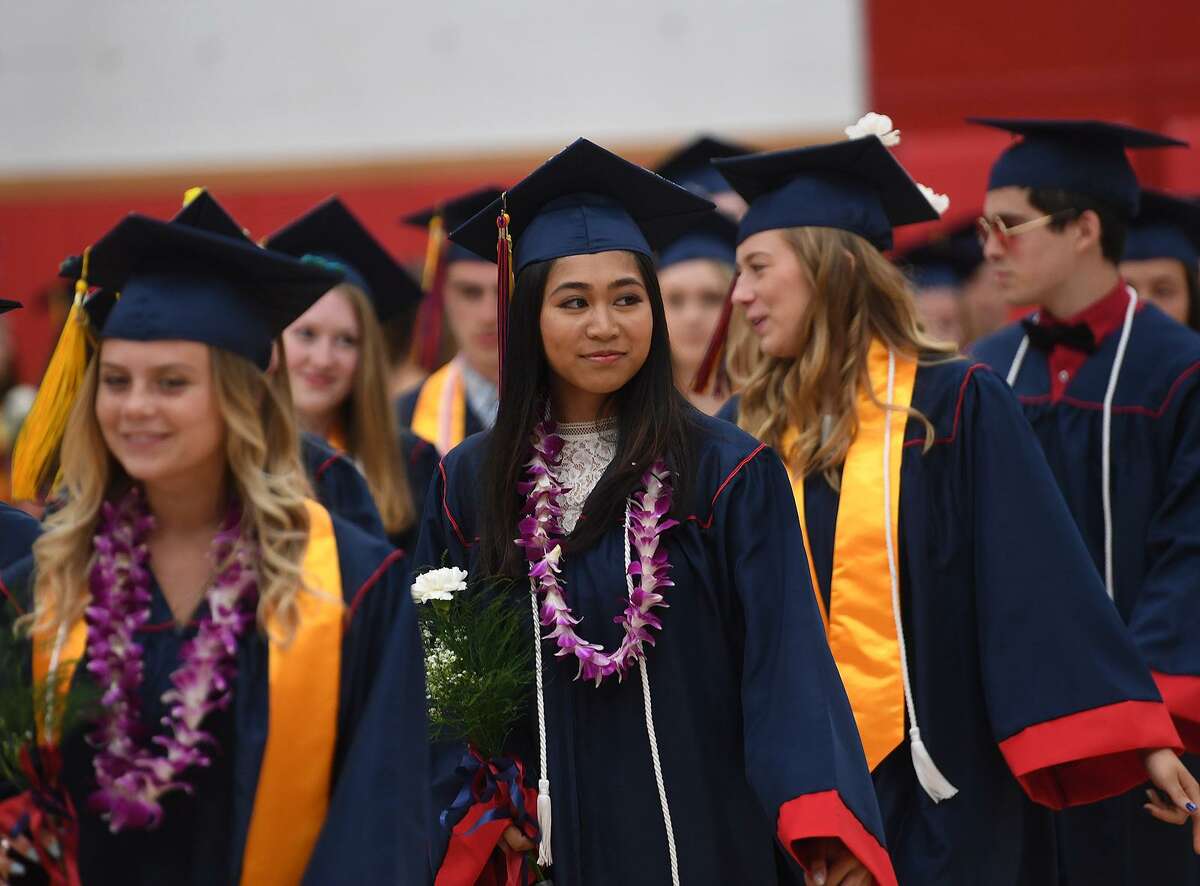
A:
[556,416,619,533]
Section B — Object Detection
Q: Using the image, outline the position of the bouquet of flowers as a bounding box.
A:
[412,565,546,886]
[0,644,98,886]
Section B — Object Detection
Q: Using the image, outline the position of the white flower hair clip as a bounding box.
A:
[845,112,901,147]
[916,182,951,216]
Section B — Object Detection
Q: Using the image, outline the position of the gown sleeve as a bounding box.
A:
[302,531,429,884]
[1124,373,1200,753]
[306,442,388,540]
[720,445,897,886]
[966,367,1183,809]
[413,455,474,574]
[403,430,441,547]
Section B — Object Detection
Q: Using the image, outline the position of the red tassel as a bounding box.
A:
[416,214,450,372]
[495,204,514,392]
[690,271,739,395]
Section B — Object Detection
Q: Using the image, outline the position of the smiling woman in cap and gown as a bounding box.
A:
[49,191,389,542]
[264,197,437,553]
[396,187,506,456]
[969,118,1200,885]
[0,214,428,884]
[416,137,896,886]
[712,114,1199,885]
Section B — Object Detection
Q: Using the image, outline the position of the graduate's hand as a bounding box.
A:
[1142,748,1200,853]
[500,825,536,855]
[0,831,44,883]
[797,837,875,886]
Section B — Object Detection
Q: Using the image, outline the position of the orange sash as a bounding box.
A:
[785,340,915,771]
[34,499,344,883]
[411,360,466,455]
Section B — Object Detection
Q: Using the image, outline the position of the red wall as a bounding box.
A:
[869,0,1200,250]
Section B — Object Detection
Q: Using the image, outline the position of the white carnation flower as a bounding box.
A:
[845,112,900,147]
[916,182,951,216]
[411,566,468,604]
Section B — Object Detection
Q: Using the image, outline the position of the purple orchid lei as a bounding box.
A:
[83,486,257,832]
[517,419,677,686]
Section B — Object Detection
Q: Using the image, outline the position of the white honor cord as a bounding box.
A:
[1100,288,1138,599]
[1005,290,1138,601]
[529,587,553,866]
[883,350,958,802]
[624,503,681,886]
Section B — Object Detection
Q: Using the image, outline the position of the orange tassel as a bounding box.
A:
[11,249,95,500]
[691,271,739,395]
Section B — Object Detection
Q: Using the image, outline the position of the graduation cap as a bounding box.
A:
[968,118,1188,217]
[654,135,756,197]
[0,299,19,315]
[401,186,504,371]
[894,217,984,291]
[448,138,714,384]
[402,185,504,267]
[451,138,714,273]
[1124,189,1200,268]
[11,214,340,499]
[174,187,251,241]
[657,210,738,271]
[264,197,423,322]
[713,135,944,251]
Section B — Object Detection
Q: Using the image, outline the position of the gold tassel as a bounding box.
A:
[10,249,94,501]
[182,186,206,207]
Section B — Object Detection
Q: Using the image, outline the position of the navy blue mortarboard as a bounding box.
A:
[174,188,250,241]
[403,186,504,265]
[83,214,341,369]
[657,211,738,271]
[969,118,1188,217]
[655,135,756,197]
[714,136,943,251]
[0,299,19,315]
[450,138,714,274]
[1124,189,1200,268]
[895,217,984,291]
[62,188,267,331]
[265,197,423,321]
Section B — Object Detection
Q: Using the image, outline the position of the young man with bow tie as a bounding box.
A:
[971,118,1200,886]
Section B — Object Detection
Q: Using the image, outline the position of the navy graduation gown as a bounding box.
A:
[974,302,1200,884]
[301,432,387,540]
[302,429,438,553]
[0,511,429,885]
[724,358,1182,885]
[398,428,438,553]
[416,413,895,886]
[0,502,39,570]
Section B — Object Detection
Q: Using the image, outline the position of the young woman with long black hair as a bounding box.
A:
[415,138,896,886]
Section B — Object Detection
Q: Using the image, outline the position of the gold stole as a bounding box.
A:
[784,340,916,771]
[411,360,465,455]
[34,499,344,884]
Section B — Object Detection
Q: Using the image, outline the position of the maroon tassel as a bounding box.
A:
[691,271,739,395]
[416,245,449,372]
[496,206,514,392]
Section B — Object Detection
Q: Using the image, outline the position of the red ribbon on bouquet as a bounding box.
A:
[436,747,540,886]
[0,745,82,886]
